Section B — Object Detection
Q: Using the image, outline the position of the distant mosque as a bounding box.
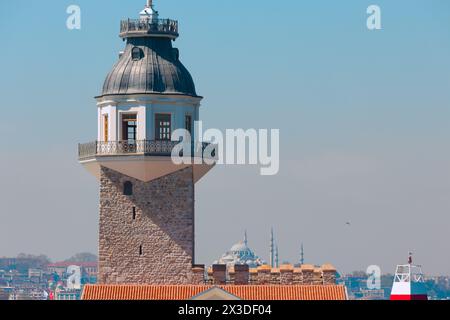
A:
[213,229,303,269]
[213,232,266,268]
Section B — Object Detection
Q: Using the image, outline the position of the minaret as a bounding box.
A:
[78,1,215,285]
[275,245,279,268]
[300,243,305,265]
[244,230,248,246]
[270,228,275,267]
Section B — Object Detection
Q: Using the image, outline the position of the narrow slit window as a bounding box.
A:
[139,245,143,256]
[103,115,109,142]
[132,207,136,220]
[185,115,192,136]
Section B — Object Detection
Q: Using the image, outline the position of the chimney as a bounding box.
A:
[249,268,258,285]
[212,264,227,285]
[192,265,205,285]
[280,264,294,285]
[234,264,249,285]
[228,266,235,284]
[207,267,213,284]
[301,264,315,285]
[270,268,280,284]
[321,264,337,285]
[293,267,303,284]
[314,268,323,285]
[257,265,272,285]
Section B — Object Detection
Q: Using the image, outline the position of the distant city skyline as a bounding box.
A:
[0,0,450,275]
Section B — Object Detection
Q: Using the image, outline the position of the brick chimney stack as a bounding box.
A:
[234,264,249,285]
[322,264,337,285]
[293,267,303,284]
[301,264,315,285]
[257,265,272,284]
[280,264,294,284]
[212,265,227,285]
[192,265,205,285]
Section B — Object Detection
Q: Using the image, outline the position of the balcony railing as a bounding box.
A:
[78,140,216,160]
[120,18,179,38]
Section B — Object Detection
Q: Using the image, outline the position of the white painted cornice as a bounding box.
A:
[95,94,203,108]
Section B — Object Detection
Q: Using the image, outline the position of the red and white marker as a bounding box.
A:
[390,253,428,300]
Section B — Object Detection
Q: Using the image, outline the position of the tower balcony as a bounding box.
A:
[78,140,216,183]
[119,18,179,39]
[78,140,215,161]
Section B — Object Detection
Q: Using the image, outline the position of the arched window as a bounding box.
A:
[123,181,133,196]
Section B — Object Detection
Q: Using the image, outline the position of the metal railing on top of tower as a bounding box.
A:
[120,18,179,37]
[78,140,217,160]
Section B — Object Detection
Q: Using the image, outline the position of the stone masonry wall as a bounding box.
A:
[199,264,338,285]
[98,166,195,284]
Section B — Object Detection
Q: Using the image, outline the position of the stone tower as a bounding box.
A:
[78,1,214,284]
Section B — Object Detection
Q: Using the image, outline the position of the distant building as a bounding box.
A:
[340,273,395,300]
[0,288,9,301]
[360,289,386,300]
[54,288,81,301]
[214,233,266,268]
[47,261,97,281]
[28,269,43,280]
[0,257,48,274]
[9,288,48,301]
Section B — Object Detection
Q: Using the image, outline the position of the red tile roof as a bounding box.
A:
[82,285,347,300]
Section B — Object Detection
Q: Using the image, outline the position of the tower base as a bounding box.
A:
[98,166,196,284]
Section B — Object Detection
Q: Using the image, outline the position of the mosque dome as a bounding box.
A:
[230,241,250,253]
[213,235,266,268]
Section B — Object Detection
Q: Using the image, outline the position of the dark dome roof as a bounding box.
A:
[101,37,198,97]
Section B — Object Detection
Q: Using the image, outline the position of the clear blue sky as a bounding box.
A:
[0,0,449,275]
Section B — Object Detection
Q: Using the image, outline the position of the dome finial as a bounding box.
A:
[146,0,153,8]
[244,230,248,246]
